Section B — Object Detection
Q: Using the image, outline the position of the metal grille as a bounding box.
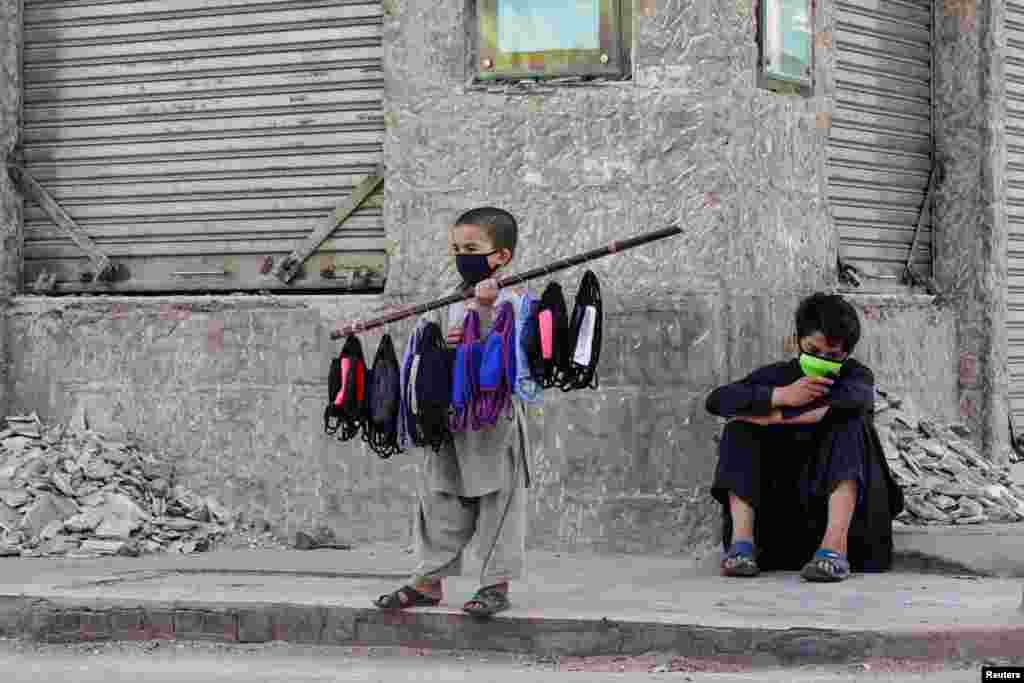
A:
[828,0,934,287]
[1007,2,1024,425]
[20,0,386,292]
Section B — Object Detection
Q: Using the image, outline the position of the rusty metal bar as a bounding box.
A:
[7,164,115,281]
[274,163,385,284]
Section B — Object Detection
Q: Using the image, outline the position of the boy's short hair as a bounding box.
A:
[454,207,518,256]
[795,292,861,353]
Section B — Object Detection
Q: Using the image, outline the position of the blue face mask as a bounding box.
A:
[456,251,499,286]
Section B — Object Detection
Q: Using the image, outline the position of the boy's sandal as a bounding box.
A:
[801,549,851,582]
[462,585,510,618]
[721,541,759,577]
[372,585,441,609]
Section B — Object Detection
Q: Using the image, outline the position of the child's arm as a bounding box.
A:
[705,364,788,418]
[777,361,874,420]
[735,405,830,425]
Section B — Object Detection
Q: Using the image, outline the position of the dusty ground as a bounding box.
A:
[0,637,1000,682]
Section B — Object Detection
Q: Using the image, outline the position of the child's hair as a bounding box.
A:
[795,292,861,353]
[454,207,518,257]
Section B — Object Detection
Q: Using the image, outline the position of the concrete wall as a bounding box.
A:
[0,0,968,555]
[932,0,1010,464]
[382,0,837,300]
[4,290,958,555]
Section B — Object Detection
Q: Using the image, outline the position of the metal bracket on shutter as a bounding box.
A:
[6,162,120,283]
[901,163,939,293]
[1011,415,1024,462]
[273,163,384,284]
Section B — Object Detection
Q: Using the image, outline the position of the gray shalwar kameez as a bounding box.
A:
[410,284,533,588]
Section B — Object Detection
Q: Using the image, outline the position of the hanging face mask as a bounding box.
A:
[456,251,499,286]
[798,352,844,378]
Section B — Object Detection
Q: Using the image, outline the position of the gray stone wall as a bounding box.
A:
[5,291,957,554]
[381,0,837,301]
[932,0,1010,463]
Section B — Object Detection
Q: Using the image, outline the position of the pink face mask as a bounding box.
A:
[335,357,351,406]
[539,309,554,360]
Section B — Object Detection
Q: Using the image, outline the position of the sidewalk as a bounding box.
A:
[0,543,1022,668]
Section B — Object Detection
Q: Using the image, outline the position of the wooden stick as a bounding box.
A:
[330,225,683,339]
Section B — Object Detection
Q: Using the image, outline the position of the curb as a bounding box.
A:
[1,595,1023,666]
[893,523,1024,578]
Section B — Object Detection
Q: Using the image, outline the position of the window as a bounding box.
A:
[757,0,813,94]
[475,0,630,81]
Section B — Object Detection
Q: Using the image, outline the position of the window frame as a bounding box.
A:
[756,0,814,96]
[474,0,630,82]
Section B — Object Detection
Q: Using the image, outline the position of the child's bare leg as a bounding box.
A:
[820,479,857,555]
[723,491,756,573]
[729,492,755,544]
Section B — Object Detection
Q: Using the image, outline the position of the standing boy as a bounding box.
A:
[373,207,530,617]
[706,293,904,581]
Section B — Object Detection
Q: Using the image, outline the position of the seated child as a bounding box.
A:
[706,292,904,582]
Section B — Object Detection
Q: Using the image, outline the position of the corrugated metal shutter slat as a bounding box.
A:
[1006,1,1024,426]
[21,0,385,293]
[829,0,934,285]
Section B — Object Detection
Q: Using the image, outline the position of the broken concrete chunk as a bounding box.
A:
[18,493,77,539]
[39,519,64,541]
[0,415,235,556]
[94,517,137,540]
[0,489,28,509]
[950,423,972,437]
[2,437,34,455]
[0,502,21,532]
[50,472,75,498]
[904,496,948,522]
[926,493,958,511]
[159,518,200,532]
[64,509,104,533]
[876,386,1024,525]
[83,459,116,480]
[79,539,125,555]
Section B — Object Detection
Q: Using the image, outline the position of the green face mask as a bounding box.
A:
[799,352,844,378]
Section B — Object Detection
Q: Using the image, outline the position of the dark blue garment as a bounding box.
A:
[707,358,904,573]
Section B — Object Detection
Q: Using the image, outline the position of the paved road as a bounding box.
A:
[0,639,993,683]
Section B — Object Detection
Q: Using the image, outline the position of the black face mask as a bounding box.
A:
[456,251,499,286]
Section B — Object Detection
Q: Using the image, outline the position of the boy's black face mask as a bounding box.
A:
[456,252,498,286]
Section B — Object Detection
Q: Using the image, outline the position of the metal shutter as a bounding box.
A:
[1008,2,1024,427]
[20,0,386,293]
[828,0,934,287]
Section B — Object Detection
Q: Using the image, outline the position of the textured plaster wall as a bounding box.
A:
[381,0,838,301]
[932,0,1010,463]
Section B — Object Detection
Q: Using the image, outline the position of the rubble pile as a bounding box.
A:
[874,389,1024,526]
[0,414,235,558]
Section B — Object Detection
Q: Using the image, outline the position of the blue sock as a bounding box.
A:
[729,540,755,556]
